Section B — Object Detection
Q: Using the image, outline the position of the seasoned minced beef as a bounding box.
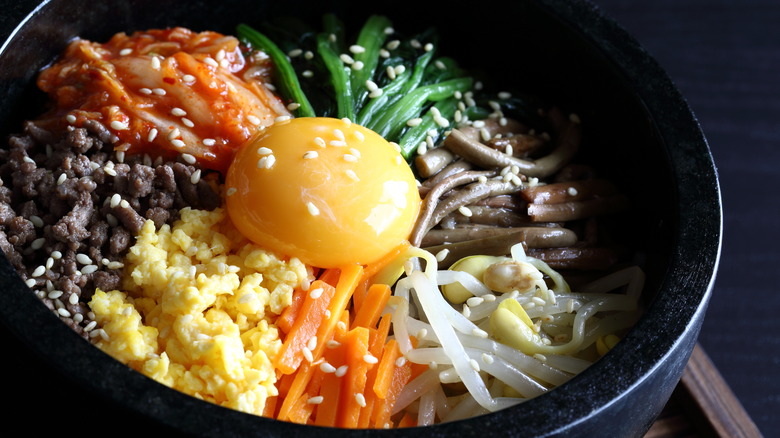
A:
[0,120,221,340]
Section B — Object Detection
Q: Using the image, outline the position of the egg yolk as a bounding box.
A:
[225,117,421,269]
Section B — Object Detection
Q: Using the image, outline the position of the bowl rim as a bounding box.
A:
[0,0,722,436]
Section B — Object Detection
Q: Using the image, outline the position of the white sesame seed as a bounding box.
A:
[257,147,272,155]
[29,215,43,228]
[171,139,185,148]
[406,118,422,127]
[472,328,488,338]
[458,206,473,217]
[343,154,357,163]
[107,261,124,270]
[182,74,196,83]
[57,308,72,318]
[329,140,347,147]
[309,287,324,299]
[48,290,62,299]
[425,43,434,52]
[302,347,314,362]
[190,169,201,185]
[333,128,345,141]
[181,117,194,128]
[181,153,196,164]
[203,57,218,67]
[345,169,359,182]
[466,296,484,307]
[51,250,62,260]
[351,61,364,71]
[307,202,320,216]
[304,50,314,60]
[435,60,447,70]
[410,39,422,49]
[307,336,318,351]
[150,56,161,70]
[379,48,390,58]
[247,114,262,126]
[110,194,121,208]
[110,120,129,131]
[363,354,378,364]
[202,138,216,146]
[45,257,54,270]
[365,80,378,92]
[288,48,303,57]
[386,66,396,80]
[80,264,98,275]
[470,358,481,372]
[103,166,117,177]
[147,128,158,142]
[65,114,77,124]
[119,199,130,209]
[287,102,301,111]
[386,39,400,50]
[462,304,471,318]
[335,365,348,377]
[368,89,382,98]
[354,131,365,142]
[139,88,152,95]
[76,253,92,265]
[257,155,275,169]
[314,137,326,148]
[275,115,291,123]
[326,340,341,349]
[395,356,407,367]
[307,396,324,405]
[349,44,366,54]
[152,88,166,95]
[355,393,367,407]
[339,53,354,64]
[302,70,313,78]
[171,107,187,117]
[483,294,496,302]
[303,151,318,159]
[24,278,36,288]
[482,353,495,364]
[226,187,237,196]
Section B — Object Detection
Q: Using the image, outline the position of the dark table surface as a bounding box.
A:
[3,1,777,436]
[593,1,779,436]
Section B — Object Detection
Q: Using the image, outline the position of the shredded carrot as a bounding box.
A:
[263,395,278,418]
[274,279,336,375]
[352,283,392,329]
[276,361,315,422]
[287,393,316,425]
[350,276,371,316]
[319,267,341,287]
[372,356,413,428]
[277,285,307,335]
[337,327,372,428]
[397,412,417,428]
[373,338,402,399]
[312,329,347,427]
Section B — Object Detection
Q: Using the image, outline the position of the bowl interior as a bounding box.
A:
[0,0,719,437]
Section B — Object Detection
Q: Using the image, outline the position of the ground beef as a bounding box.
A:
[0,120,222,340]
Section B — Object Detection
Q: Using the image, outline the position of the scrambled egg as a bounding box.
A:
[89,207,309,415]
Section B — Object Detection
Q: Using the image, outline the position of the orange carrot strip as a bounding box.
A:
[352,283,392,329]
[319,268,341,287]
[287,393,316,425]
[274,280,336,375]
[263,395,278,418]
[313,331,347,427]
[309,264,364,361]
[337,327,372,428]
[373,357,413,428]
[373,339,402,400]
[351,276,371,317]
[362,240,410,280]
[277,285,307,335]
[276,361,315,422]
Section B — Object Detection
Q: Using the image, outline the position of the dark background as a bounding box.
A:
[2,1,777,436]
[593,0,779,435]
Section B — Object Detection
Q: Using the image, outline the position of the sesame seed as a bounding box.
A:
[341,117,352,126]
[139,88,152,95]
[379,48,390,58]
[506,144,514,156]
[80,264,99,274]
[335,365,348,377]
[395,357,407,367]
[152,88,166,95]
[351,61,364,70]
[65,114,77,124]
[435,60,447,70]
[257,146,273,156]
[247,114,261,126]
[147,128,158,142]
[171,107,187,116]
[339,53,354,64]
[150,56,161,70]
[309,287,324,299]
[307,396,324,405]
[333,129,345,141]
[110,120,129,131]
[304,51,314,60]
[302,70,313,78]
[568,187,579,196]
[326,339,341,349]
[365,80,378,92]
[168,128,181,141]
[103,166,117,177]
[275,115,291,123]
[29,215,43,228]
[482,353,494,364]
[181,153,197,164]
[386,66,396,80]
[329,140,347,147]
[354,131,364,142]
[24,278,36,288]
[569,113,581,123]
[48,290,62,299]
[57,308,72,318]
[51,250,62,260]
[119,199,130,209]
[410,39,421,49]
[307,202,320,216]
[55,173,67,185]
[303,151,318,159]
[203,138,216,146]
[110,193,121,208]
[320,362,337,373]
[483,294,496,302]
[107,261,124,270]
[171,139,186,148]
[534,353,548,362]
[466,296,484,307]
[386,39,400,50]
[406,118,422,127]
[462,304,471,318]
[314,137,326,148]
[363,354,378,364]
[45,257,54,270]
[343,154,357,163]
[424,43,434,52]
[389,142,401,152]
[76,253,92,265]
[470,358,481,372]
[203,57,218,68]
[302,347,313,362]
[472,328,488,338]
[287,102,301,111]
[182,74,196,83]
[458,206,473,217]
[288,48,303,57]
[190,169,201,185]
[368,89,383,98]
[349,44,366,54]
[181,117,194,128]
[345,169,359,182]
[226,187,237,196]
[257,155,275,169]
[355,393,367,407]
[307,336,318,351]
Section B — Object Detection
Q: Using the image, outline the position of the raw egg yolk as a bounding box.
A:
[225,117,421,269]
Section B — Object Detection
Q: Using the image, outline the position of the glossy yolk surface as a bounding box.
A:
[225,117,421,269]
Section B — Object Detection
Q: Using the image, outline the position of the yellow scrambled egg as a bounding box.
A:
[88,207,309,415]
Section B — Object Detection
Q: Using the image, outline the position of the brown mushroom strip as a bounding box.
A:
[527,247,623,271]
[457,117,527,142]
[526,194,629,223]
[415,147,455,178]
[443,205,536,228]
[423,179,521,243]
[472,194,526,211]
[422,225,577,247]
[520,178,619,204]
[409,170,497,247]
[442,109,581,178]
[486,133,546,158]
[418,159,473,197]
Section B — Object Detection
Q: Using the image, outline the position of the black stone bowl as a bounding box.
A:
[0,0,721,436]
